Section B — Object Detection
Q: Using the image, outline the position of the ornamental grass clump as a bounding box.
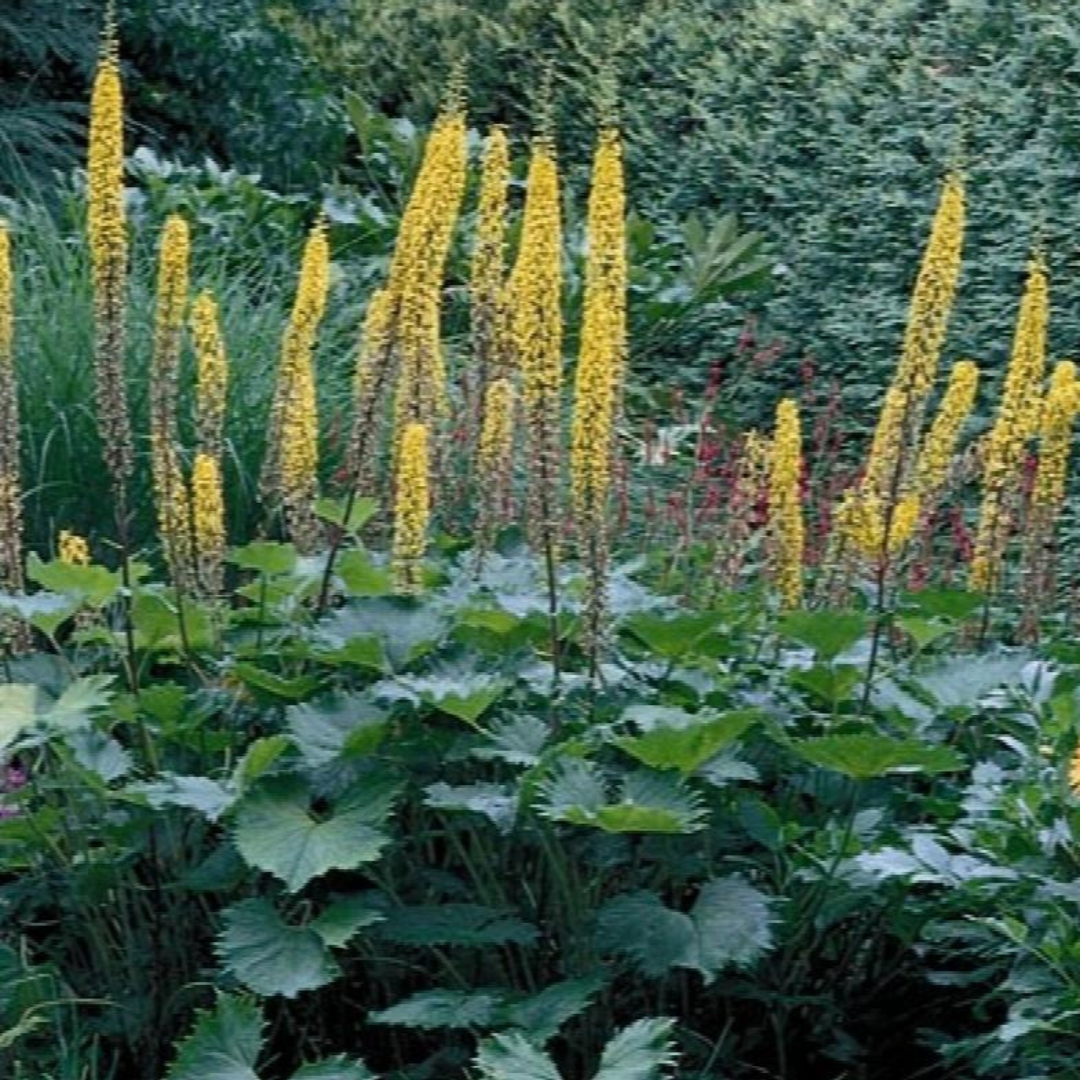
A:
[262,218,330,551]
[392,422,430,594]
[87,20,133,518]
[0,221,23,602]
[767,399,804,610]
[571,127,627,656]
[190,291,228,595]
[149,214,192,589]
[971,255,1049,595]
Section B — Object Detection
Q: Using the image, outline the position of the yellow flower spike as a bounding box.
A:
[1031,360,1080,515]
[191,291,228,464]
[1069,745,1080,795]
[58,530,91,567]
[971,255,1049,593]
[510,137,563,553]
[392,422,431,594]
[768,399,804,609]
[263,217,331,551]
[0,221,23,597]
[571,127,627,653]
[347,287,396,490]
[476,377,516,554]
[87,26,133,497]
[471,126,511,385]
[191,452,226,597]
[149,214,192,588]
[915,359,980,499]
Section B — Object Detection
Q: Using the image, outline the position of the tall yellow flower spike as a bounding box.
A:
[392,422,430,594]
[510,137,563,553]
[264,218,331,551]
[971,255,1049,592]
[149,214,192,587]
[1031,360,1080,515]
[471,126,511,386]
[571,128,627,652]
[191,291,228,463]
[915,359,980,499]
[768,399,804,609]
[347,287,395,492]
[87,23,133,499]
[0,221,24,598]
[191,452,226,597]
[476,377,516,554]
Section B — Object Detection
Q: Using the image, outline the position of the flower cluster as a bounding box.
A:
[768,399,804,609]
[392,422,430,594]
[915,359,980,499]
[59,530,91,566]
[0,221,23,599]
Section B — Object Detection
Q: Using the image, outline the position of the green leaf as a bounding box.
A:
[336,549,392,596]
[474,1033,562,1080]
[0,685,43,751]
[166,994,263,1080]
[779,610,868,660]
[400,661,508,726]
[232,736,291,794]
[26,552,120,607]
[790,734,965,779]
[375,903,538,948]
[594,1018,678,1080]
[132,590,214,652]
[789,664,861,705]
[70,729,132,782]
[317,600,448,670]
[597,877,773,984]
[0,675,114,751]
[369,988,507,1030]
[288,696,388,767]
[315,496,379,533]
[309,634,387,671]
[229,541,298,576]
[623,612,722,659]
[310,896,384,948]
[290,1058,375,1080]
[424,782,516,832]
[903,588,984,621]
[232,663,320,702]
[506,976,605,1043]
[129,775,235,822]
[233,777,393,892]
[896,616,952,650]
[614,709,759,773]
[472,715,549,766]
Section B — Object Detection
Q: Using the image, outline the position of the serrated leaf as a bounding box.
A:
[229,541,298,576]
[232,736,291,793]
[424,781,517,832]
[474,1032,561,1080]
[0,685,43,751]
[288,696,388,767]
[597,876,773,983]
[218,898,338,998]
[473,714,549,766]
[623,612,723,659]
[615,709,759,773]
[317,600,448,670]
[779,610,868,660]
[336,549,392,596]
[375,903,538,947]
[130,775,235,822]
[369,988,506,1030]
[69,729,132,782]
[45,674,114,732]
[903,588,983,621]
[310,896,384,948]
[790,734,964,779]
[594,1018,678,1080]
[506,976,605,1043]
[26,552,120,607]
[290,1058,375,1080]
[166,994,263,1080]
[233,663,320,702]
[233,777,392,892]
[400,662,507,726]
[315,496,379,533]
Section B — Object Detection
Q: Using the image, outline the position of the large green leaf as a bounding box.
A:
[26,552,120,607]
[310,895,384,948]
[0,675,114,751]
[779,610,868,660]
[790,734,965,779]
[594,1018,678,1080]
[129,774,235,822]
[614,709,760,773]
[228,541,298,576]
[336,549,392,597]
[315,496,379,534]
[622,612,722,659]
[166,994,263,1080]
[317,600,448,670]
[233,777,393,892]
[474,1033,562,1080]
[290,1059,375,1080]
[506,976,605,1044]
[288,695,388,767]
[597,876,773,982]
[218,899,339,998]
[369,989,506,1030]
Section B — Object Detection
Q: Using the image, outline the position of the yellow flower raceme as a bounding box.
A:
[264,218,331,550]
[1070,745,1080,796]
[58,530,91,566]
[347,288,395,489]
[392,422,430,594]
[0,221,22,595]
[476,376,516,552]
[511,138,563,550]
[860,174,965,520]
[971,255,1049,591]
[191,452,225,596]
[768,399,804,609]
[149,215,191,586]
[191,291,228,462]
[915,359,980,498]
[839,490,920,561]
[87,29,133,493]
[471,127,510,382]
[1032,360,1080,515]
